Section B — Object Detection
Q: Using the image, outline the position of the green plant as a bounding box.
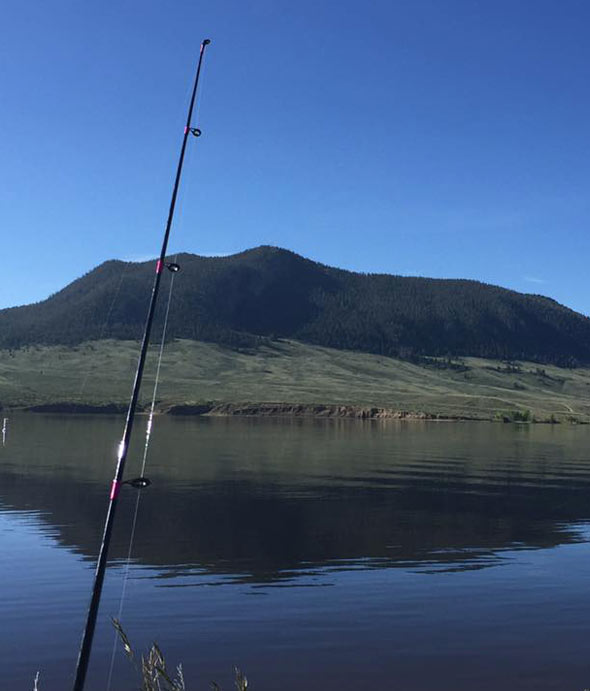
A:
[512,409,532,422]
[493,409,533,423]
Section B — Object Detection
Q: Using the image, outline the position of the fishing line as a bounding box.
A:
[170,67,206,254]
[73,39,211,691]
[104,262,177,690]
[193,60,207,128]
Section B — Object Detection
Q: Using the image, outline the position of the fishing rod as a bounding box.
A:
[72,38,211,691]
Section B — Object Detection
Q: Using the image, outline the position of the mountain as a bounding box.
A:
[1,245,589,365]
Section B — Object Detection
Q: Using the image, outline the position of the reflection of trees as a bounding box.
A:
[1,466,587,585]
[3,415,589,584]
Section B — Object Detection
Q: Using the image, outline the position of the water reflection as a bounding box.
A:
[5,415,590,691]
[1,415,590,583]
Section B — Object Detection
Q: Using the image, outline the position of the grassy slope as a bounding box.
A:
[1,338,589,420]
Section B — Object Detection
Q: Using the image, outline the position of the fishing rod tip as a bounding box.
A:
[202,38,211,46]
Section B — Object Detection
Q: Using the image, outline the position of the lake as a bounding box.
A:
[2,414,590,690]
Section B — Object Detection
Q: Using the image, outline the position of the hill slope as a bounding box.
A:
[1,339,590,421]
[1,246,589,365]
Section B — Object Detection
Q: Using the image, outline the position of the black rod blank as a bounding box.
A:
[72,38,211,691]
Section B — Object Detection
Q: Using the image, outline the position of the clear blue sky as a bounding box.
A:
[2,0,590,314]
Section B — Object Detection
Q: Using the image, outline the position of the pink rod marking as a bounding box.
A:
[110,480,121,501]
[156,260,163,274]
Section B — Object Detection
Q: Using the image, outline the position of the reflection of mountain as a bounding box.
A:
[2,415,590,583]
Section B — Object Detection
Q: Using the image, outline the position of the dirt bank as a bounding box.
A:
[165,402,476,420]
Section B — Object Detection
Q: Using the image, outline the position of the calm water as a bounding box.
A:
[2,414,590,690]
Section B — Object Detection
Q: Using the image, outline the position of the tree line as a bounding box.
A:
[1,246,589,367]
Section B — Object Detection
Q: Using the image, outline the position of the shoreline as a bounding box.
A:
[6,401,585,423]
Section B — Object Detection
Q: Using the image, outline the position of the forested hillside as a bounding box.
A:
[1,246,589,365]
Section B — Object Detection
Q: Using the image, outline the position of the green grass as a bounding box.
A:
[2,338,590,421]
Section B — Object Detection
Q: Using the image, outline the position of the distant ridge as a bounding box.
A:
[1,245,589,365]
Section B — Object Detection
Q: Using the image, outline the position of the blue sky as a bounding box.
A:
[1,0,590,313]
